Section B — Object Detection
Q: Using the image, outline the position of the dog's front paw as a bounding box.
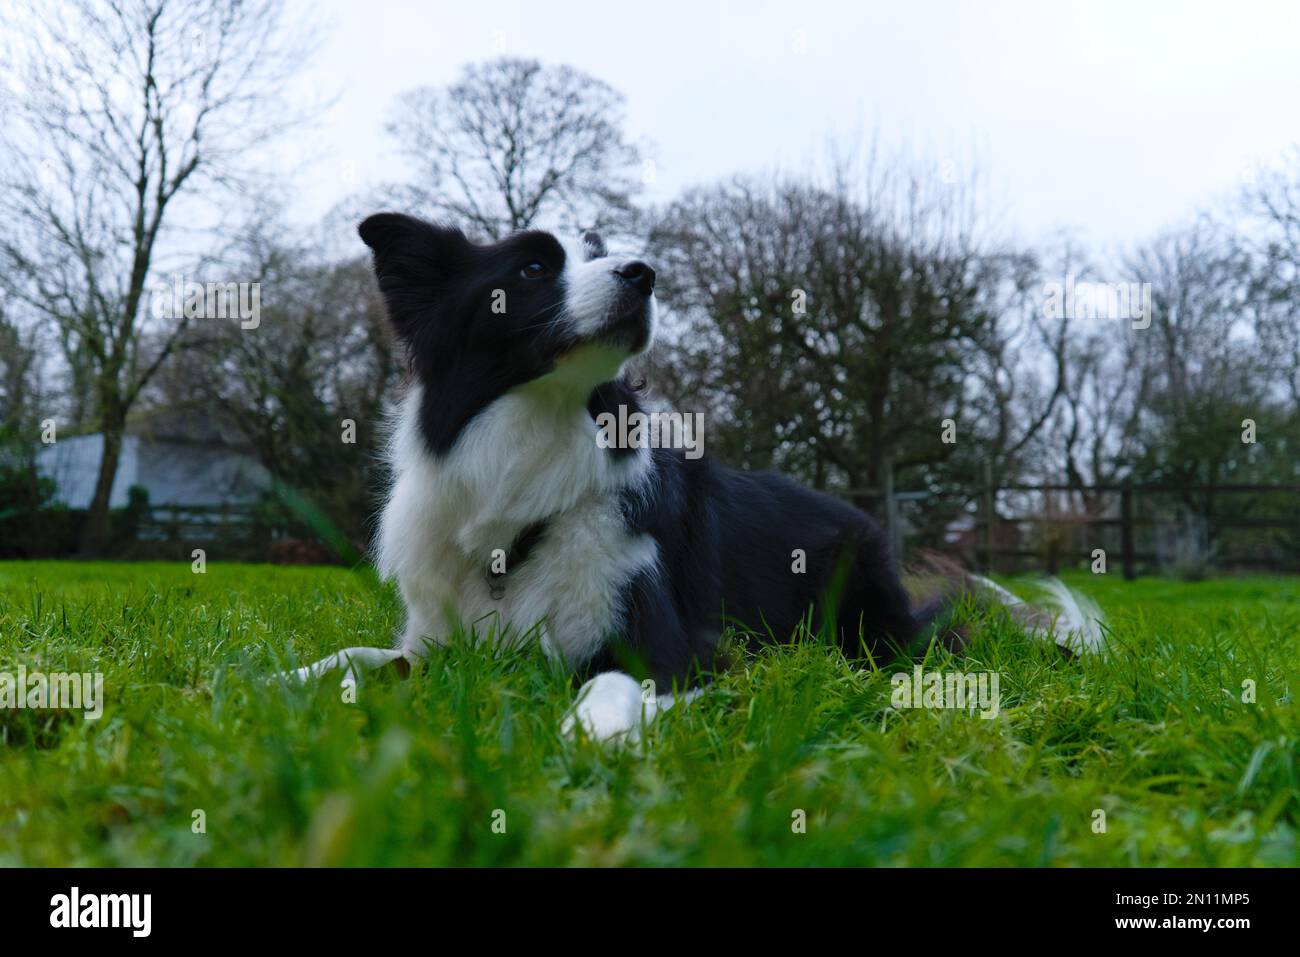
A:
[562,672,653,743]
[278,647,411,688]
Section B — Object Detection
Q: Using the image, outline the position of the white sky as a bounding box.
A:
[285,0,1300,250]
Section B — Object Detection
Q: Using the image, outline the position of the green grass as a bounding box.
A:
[0,560,1296,866]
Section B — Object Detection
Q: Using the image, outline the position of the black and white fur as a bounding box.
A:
[291,214,1104,740]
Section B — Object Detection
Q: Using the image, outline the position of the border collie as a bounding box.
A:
[290,214,1104,740]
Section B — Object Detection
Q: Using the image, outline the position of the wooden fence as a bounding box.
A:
[141,483,1300,576]
[131,503,344,562]
[137,503,265,543]
[843,480,1300,579]
[978,482,1300,579]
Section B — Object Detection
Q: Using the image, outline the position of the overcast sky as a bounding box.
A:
[287,0,1300,251]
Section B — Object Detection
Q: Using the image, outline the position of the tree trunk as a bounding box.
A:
[79,415,126,555]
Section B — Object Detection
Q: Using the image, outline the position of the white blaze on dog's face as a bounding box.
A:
[357,214,659,451]
[560,230,657,343]
[544,229,657,392]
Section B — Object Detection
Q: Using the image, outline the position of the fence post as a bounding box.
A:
[1120,481,1136,580]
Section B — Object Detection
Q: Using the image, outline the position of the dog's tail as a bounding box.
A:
[966,573,1107,654]
[909,553,1107,656]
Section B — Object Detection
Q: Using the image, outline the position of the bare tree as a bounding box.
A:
[1122,217,1268,505]
[1030,236,1145,492]
[387,57,644,240]
[649,157,1052,517]
[1056,324,1146,489]
[0,298,51,555]
[1244,146,1300,405]
[0,302,43,452]
[151,221,401,550]
[0,0,316,552]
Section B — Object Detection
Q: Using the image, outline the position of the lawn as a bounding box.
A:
[0,560,1296,866]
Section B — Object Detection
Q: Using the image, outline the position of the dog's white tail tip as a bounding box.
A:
[969,574,1107,654]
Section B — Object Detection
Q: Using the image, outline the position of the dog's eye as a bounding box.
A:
[519,261,550,279]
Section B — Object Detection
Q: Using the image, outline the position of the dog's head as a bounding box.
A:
[359,214,656,403]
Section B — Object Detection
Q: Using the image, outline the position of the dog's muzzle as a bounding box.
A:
[600,261,656,353]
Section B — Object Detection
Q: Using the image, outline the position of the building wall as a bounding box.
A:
[134,439,267,505]
[36,435,267,507]
[35,434,140,509]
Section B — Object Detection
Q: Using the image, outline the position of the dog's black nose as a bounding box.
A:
[615,261,655,295]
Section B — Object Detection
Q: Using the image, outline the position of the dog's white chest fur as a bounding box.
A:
[377,380,656,667]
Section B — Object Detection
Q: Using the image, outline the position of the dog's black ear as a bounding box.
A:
[359,213,435,255]
[358,213,469,339]
[581,230,607,260]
